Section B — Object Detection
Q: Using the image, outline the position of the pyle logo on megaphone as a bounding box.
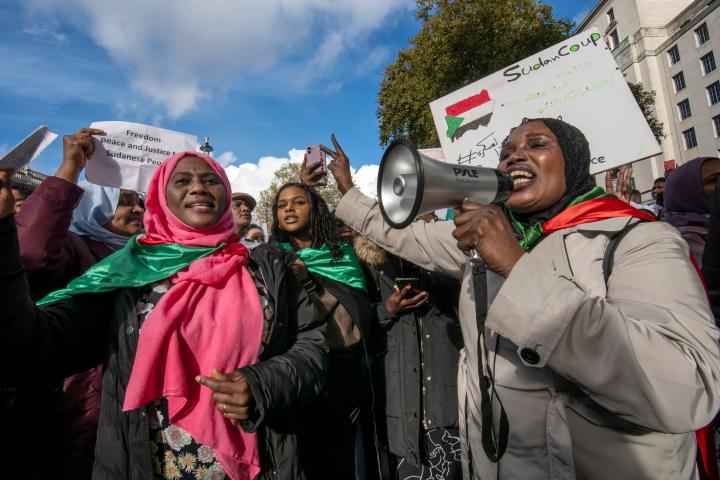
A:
[453,167,480,178]
[377,139,514,229]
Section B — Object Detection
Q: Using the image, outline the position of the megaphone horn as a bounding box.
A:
[377,140,514,229]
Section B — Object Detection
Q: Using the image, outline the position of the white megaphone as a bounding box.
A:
[378,140,514,228]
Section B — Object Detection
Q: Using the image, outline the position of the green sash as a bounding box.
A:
[38,237,221,306]
[279,242,366,291]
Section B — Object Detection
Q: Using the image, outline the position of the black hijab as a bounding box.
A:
[507,118,596,227]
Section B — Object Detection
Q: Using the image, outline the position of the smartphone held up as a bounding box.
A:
[306,145,327,186]
[394,277,421,294]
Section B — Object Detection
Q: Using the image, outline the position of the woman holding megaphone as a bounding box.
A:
[316,119,720,479]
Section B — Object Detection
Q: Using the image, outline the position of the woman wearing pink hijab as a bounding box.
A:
[0,152,327,480]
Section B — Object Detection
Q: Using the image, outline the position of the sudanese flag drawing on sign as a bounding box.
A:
[444,89,494,142]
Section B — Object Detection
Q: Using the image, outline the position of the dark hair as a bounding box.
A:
[631,189,641,196]
[653,177,666,184]
[11,183,34,199]
[270,183,343,259]
[247,223,263,231]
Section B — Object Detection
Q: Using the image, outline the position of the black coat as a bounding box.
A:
[703,180,720,322]
[303,275,379,480]
[364,252,462,467]
[0,216,328,480]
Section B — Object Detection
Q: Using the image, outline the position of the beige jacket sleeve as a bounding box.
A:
[488,221,720,433]
[335,187,466,279]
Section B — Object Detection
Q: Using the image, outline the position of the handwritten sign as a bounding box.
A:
[429,28,661,173]
[0,125,58,170]
[86,121,197,192]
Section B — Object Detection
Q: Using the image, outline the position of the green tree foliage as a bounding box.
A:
[627,81,665,143]
[255,162,343,226]
[377,0,573,148]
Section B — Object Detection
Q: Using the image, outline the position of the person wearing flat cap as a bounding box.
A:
[231,192,256,237]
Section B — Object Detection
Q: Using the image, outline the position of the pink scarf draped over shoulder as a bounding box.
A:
[122,151,263,480]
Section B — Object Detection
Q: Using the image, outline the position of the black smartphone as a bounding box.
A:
[394,277,420,293]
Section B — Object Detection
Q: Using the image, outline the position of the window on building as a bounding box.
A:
[683,128,698,150]
[708,81,720,105]
[678,99,692,120]
[607,8,615,23]
[668,45,680,65]
[696,23,710,46]
[608,29,620,50]
[713,115,720,137]
[673,71,686,92]
[701,52,717,75]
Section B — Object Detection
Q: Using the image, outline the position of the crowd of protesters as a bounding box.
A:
[0,118,719,480]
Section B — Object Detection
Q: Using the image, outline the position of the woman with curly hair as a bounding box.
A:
[271,182,377,479]
[271,183,346,260]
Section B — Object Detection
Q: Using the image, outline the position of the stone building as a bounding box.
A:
[577,0,720,199]
[12,167,47,189]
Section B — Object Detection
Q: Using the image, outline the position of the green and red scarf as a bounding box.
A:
[508,186,657,251]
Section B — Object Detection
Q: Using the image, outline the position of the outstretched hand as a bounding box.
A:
[196,368,254,421]
[0,170,15,219]
[321,134,354,195]
[605,166,633,204]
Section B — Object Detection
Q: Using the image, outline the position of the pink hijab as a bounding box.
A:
[123,151,263,480]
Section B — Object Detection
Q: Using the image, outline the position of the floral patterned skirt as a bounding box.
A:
[148,398,229,480]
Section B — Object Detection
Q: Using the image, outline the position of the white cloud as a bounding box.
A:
[352,164,379,198]
[25,0,411,117]
[354,46,392,76]
[222,147,378,204]
[216,151,238,167]
[23,20,66,43]
[223,148,304,201]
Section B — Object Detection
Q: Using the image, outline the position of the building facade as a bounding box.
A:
[577,0,720,199]
[12,168,47,189]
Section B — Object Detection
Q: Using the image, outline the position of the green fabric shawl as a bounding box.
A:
[37,237,222,306]
[279,242,366,291]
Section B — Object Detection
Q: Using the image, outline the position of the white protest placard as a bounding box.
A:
[86,121,198,192]
[429,28,661,173]
[0,125,58,170]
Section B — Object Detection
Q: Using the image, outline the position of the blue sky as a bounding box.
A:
[0,0,595,198]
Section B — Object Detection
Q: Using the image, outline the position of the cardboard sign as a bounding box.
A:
[86,121,198,192]
[429,28,661,173]
[0,125,58,170]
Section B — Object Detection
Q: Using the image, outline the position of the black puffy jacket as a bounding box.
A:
[0,216,328,480]
[358,244,462,468]
[703,181,720,322]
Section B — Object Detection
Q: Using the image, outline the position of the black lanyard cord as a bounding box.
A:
[471,257,509,465]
